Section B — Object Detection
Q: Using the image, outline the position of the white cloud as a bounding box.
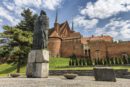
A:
[120,25,130,39]
[3,2,15,11]
[73,15,98,29]
[0,0,64,27]
[95,18,130,40]
[80,0,130,19]
[0,19,3,23]
[43,0,63,10]
[73,0,130,40]
[0,6,20,26]
[14,0,42,8]
[13,0,63,10]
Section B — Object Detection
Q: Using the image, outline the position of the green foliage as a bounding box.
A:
[69,55,130,67]
[79,59,82,66]
[0,8,37,65]
[0,26,33,64]
[0,46,10,58]
[128,56,130,64]
[72,59,75,66]
[83,59,86,66]
[16,8,38,31]
[69,60,72,66]
[75,59,79,66]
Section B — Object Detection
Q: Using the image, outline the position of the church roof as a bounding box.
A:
[49,21,82,39]
[49,30,60,38]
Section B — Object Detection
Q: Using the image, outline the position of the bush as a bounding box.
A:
[79,59,82,66]
[115,57,118,65]
[128,57,130,64]
[83,59,86,66]
[75,58,79,66]
[71,59,75,66]
[118,58,122,65]
[69,59,72,66]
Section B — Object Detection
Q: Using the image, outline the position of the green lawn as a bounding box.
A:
[0,57,130,77]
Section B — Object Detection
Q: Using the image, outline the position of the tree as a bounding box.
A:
[0,8,37,73]
[0,45,10,63]
[17,8,38,31]
[0,26,33,73]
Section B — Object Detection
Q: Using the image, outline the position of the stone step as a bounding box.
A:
[126,72,130,75]
[123,75,130,79]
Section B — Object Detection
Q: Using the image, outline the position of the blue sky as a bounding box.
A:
[0,0,130,41]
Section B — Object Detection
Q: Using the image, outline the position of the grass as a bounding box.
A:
[0,57,130,76]
[0,63,26,77]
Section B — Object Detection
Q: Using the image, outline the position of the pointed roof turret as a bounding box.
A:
[55,9,58,23]
[72,20,74,31]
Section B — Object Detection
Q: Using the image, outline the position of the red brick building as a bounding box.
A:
[48,19,130,59]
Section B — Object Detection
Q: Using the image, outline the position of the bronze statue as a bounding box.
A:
[32,10,49,49]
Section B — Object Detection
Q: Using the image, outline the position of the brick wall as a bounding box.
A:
[88,41,107,60]
[107,42,130,58]
[48,37,61,57]
[61,38,84,58]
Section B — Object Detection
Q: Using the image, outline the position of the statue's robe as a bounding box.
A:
[32,11,49,50]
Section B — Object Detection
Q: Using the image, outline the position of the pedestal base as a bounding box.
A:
[26,63,49,78]
[26,50,49,78]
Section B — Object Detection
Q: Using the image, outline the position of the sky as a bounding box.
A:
[0,0,130,41]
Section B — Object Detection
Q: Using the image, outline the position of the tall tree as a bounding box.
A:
[0,8,37,73]
[17,8,38,31]
[0,26,33,72]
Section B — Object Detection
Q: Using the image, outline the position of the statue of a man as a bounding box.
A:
[32,10,49,50]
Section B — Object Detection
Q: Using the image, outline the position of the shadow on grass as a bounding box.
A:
[0,64,26,75]
[0,64,17,74]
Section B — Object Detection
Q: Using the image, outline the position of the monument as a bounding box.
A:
[26,10,49,78]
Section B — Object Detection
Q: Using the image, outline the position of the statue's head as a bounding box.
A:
[40,10,46,15]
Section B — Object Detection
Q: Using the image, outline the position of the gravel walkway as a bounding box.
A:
[0,76,130,87]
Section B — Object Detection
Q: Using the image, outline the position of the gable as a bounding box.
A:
[59,21,71,37]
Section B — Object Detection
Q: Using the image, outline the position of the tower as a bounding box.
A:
[55,9,58,23]
[54,10,59,33]
[72,20,74,31]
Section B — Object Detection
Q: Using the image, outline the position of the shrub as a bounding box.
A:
[69,59,72,66]
[128,56,130,64]
[75,58,79,66]
[83,59,86,66]
[71,59,75,66]
[85,58,88,66]
[123,58,127,64]
[118,58,122,65]
[79,59,82,66]
[115,57,118,65]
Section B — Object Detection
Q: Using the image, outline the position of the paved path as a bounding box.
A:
[0,76,130,87]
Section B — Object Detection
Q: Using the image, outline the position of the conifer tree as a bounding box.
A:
[0,8,37,73]
[17,8,38,31]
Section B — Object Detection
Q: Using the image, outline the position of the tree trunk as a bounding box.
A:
[17,57,20,73]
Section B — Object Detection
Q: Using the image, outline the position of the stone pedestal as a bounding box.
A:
[33,63,49,78]
[26,50,49,78]
[94,67,116,82]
